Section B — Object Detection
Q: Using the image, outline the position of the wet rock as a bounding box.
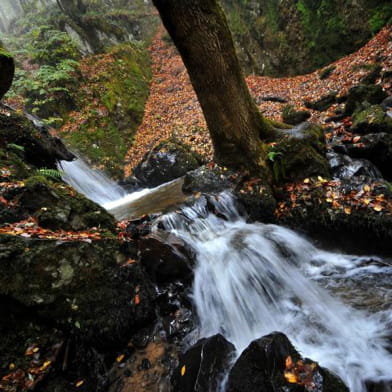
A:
[138,230,193,283]
[344,84,387,115]
[304,91,337,111]
[227,332,348,392]
[133,139,204,187]
[380,96,392,111]
[351,105,392,134]
[365,379,392,392]
[6,175,117,231]
[327,152,383,180]
[182,165,233,195]
[281,105,311,125]
[0,108,74,169]
[343,133,392,180]
[0,47,14,100]
[171,334,235,392]
[0,236,156,349]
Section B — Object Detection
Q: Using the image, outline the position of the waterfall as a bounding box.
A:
[160,192,392,392]
[58,158,126,205]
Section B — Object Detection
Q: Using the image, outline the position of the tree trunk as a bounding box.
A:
[152,0,275,174]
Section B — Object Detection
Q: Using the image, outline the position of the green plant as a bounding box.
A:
[35,168,64,180]
[267,149,285,182]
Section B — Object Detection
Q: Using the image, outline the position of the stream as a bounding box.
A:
[59,158,392,392]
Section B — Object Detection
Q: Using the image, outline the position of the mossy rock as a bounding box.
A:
[0,110,74,169]
[344,84,388,115]
[351,105,392,134]
[0,46,14,100]
[281,105,311,125]
[0,235,155,349]
[271,123,330,184]
[16,175,117,232]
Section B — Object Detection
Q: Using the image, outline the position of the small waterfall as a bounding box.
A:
[58,159,126,205]
[160,193,392,392]
[58,159,187,220]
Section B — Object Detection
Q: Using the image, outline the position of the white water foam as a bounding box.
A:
[160,192,392,392]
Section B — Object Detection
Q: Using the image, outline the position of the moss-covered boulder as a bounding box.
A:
[0,46,14,100]
[14,175,117,231]
[351,105,392,134]
[0,235,155,348]
[281,105,311,125]
[270,123,330,183]
[344,84,388,115]
[0,109,74,169]
[133,139,204,187]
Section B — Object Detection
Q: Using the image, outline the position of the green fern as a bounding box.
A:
[35,168,64,180]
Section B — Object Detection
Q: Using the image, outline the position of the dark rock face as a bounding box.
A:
[304,92,337,112]
[0,48,14,100]
[351,105,392,134]
[227,332,348,392]
[0,236,155,349]
[138,230,193,283]
[344,85,388,115]
[282,105,311,125]
[343,133,392,180]
[133,139,204,187]
[171,334,235,392]
[0,108,74,169]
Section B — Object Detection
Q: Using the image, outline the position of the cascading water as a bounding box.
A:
[160,192,392,392]
[58,158,126,205]
[57,158,392,390]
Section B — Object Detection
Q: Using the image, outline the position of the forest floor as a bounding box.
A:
[124,25,392,176]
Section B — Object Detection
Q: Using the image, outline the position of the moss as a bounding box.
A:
[61,43,151,179]
[351,105,392,134]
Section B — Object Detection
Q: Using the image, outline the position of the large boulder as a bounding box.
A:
[138,230,193,283]
[133,139,204,187]
[0,235,155,349]
[0,46,14,100]
[227,332,348,392]
[304,91,337,112]
[171,334,235,392]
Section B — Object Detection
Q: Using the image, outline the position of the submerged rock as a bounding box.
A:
[227,332,348,392]
[171,334,235,392]
[133,139,204,187]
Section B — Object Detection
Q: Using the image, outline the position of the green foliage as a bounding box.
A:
[35,168,64,180]
[369,4,392,34]
[27,25,80,66]
[6,143,25,153]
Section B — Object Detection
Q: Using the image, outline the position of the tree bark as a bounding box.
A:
[152,0,275,173]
